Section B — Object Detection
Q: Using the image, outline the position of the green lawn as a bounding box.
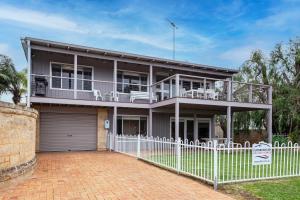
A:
[144,149,300,183]
[223,177,300,200]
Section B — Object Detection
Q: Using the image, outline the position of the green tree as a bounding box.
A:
[0,55,27,104]
[234,38,300,141]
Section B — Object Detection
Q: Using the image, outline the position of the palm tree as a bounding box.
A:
[0,54,27,104]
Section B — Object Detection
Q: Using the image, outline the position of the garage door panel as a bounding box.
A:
[40,112,97,152]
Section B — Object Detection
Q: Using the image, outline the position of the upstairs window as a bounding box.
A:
[51,63,93,91]
[117,71,148,93]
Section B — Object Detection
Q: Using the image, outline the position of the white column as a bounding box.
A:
[149,65,153,103]
[169,79,172,98]
[26,40,31,107]
[193,114,198,142]
[227,80,232,101]
[231,112,234,142]
[74,54,78,99]
[149,108,153,137]
[113,106,117,136]
[175,101,180,140]
[113,60,117,101]
[267,108,272,143]
[227,106,231,142]
[175,74,180,97]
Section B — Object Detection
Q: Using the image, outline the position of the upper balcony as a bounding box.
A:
[30,73,272,109]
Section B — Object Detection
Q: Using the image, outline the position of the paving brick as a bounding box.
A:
[0,152,233,200]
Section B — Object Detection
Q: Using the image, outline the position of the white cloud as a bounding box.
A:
[0,4,214,53]
[0,43,9,55]
[0,5,84,33]
[219,45,260,65]
[256,9,300,29]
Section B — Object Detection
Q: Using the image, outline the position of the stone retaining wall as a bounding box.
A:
[0,101,38,181]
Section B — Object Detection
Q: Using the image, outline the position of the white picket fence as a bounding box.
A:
[107,133,300,189]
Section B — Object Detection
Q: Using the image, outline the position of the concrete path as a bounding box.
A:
[0,151,233,200]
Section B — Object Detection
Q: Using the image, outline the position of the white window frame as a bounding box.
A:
[117,115,148,135]
[117,70,149,94]
[49,61,94,92]
[169,117,211,141]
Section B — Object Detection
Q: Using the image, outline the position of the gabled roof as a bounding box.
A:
[21,37,239,76]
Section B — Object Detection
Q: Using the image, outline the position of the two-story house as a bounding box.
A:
[22,37,272,152]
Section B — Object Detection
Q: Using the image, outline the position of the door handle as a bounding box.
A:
[67,134,72,137]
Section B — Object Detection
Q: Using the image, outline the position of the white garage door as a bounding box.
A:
[40,112,97,151]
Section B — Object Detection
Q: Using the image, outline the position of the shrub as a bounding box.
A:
[272,135,288,145]
[288,130,299,143]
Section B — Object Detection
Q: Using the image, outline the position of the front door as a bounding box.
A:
[198,122,210,142]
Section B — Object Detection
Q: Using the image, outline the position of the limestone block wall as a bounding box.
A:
[0,101,38,181]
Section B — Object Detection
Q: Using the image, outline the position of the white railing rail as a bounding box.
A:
[108,133,300,190]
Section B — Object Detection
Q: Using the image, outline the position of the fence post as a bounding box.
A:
[137,134,141,159]
[176,137,181,172]
[213,139,218,190]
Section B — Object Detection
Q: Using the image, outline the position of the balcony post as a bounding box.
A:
[175,100,180,140]
[113,60,117,101]
[113,106,117,149]
[149,108,152,137]
[74,54,78,99]
[175,74,180,97]
[267,108,272,143]
[227,80,232,101]
[149,65,153,103]
[268,85,272,104]
[248,84,253,103]
[227,106,231,143]
[26,40,31,107]
[161,81,164,101]
[203,78,206,99]
[169,79,173,98]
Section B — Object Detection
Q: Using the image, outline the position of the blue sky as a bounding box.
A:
[0,0,300,72]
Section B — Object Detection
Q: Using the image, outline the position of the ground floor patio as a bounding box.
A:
[0,151,232,200]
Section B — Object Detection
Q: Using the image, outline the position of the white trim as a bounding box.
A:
[26,40,31,107]
[49,61,94,92]
[169,117,211,140]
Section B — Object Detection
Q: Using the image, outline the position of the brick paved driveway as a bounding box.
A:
[0,152,233,200]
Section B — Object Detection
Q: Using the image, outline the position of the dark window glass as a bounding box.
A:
[117,73,123,92]
[117,117,122,135]
[123,119,139,135]
[82,68,92,90]
[77,71,83,90]
[52,77,61,88]
[52,64,61,76]
[171,121,184,140]
[141,76,147,92]
[187,120,194,142]
[192,82,200,89]
[182,81,191,90]
[140,117,147,136]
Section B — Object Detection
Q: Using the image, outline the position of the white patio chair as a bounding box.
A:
[93,90,103,101]
[206,89,217,100]
[196,88,205,98]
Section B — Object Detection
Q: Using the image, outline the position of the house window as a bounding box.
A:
[51,63,93,91]
[117,116,147,136]
[117,71,148,93]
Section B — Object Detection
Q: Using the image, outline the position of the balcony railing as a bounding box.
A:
[30,74,272,105]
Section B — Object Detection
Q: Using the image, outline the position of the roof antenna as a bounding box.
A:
[166,18,178,60]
